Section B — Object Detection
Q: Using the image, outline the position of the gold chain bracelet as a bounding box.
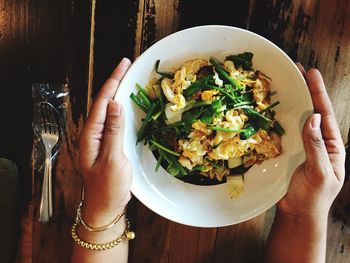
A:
[71,217,135,251]
[71,202,135,251]
[77,201,126,232]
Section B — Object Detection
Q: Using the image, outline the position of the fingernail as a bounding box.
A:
[311,113,321,129]
[121,57,130,63]
[110,101,122,116]
[120,57,131,67]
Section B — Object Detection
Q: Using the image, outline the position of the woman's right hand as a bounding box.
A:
[277,63,346,222]
[265,64,345,263]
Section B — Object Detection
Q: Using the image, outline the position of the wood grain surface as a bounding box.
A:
[0,0,348,262]
[93,1,350,262]
[0,0,92,262]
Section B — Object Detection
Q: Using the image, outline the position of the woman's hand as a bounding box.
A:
[78,58,132,226]
[277,63,346,222]
[265,64,346,263]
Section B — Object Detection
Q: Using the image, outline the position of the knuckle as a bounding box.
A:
[104,120,122,135]
[309,135,325,149]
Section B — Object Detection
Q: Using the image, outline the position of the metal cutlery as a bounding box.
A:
[38,101,60,223]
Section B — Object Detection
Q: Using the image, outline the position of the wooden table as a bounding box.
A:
[1,0,349,262]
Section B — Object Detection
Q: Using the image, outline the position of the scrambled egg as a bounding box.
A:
[208,137,258,160]
[254,130,281,158]
[201,90,219,101]
[161,78,186,111]
[179,113,256,165]
[154,57,282,182]
[177,107,281,181]
[223,60,257,88]
[178,138,208,170]
[224,60,240,78]
[160,58,208,112]
[212,110,245,145]
[188,120,213,140]
[253,72,271,110]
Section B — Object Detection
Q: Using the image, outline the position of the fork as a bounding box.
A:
[38,102,60,223]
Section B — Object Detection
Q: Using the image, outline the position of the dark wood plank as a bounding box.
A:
[128,1,187,262]
[310,1,350,262]
[129,200,173,263]
[168,224,201,263]
[250,1,350,262]
[249,1,350,262]
[2,0,94,262]
[178,0,250,30]
[92,0,140,96]
[0,1,33,260]
[196,228,218,263]
[0,0,33,214]
[214,210,274,263]
[91,2,145,260]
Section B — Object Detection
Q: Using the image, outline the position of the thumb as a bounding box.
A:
[101,101,125,158]
[302,113,332,177]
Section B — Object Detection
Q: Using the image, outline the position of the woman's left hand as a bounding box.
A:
[78,58,132,226]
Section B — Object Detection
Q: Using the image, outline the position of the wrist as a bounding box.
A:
[276,197,330,226]
[81,190,131,227]
[76,214,127,244]
[266,206,328,263]
[275,207,328,233]
[81,201,127,228]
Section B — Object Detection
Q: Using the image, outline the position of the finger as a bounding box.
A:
[305,69,342,143]
[295,62,306,76]
[302,114,333,178]
[100,101,125,158]
[86,57,131,128]
[79,58,131,166]
[110,57,131,88]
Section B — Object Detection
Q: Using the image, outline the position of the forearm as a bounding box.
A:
[71,207,129,263]
[265,209,328,263]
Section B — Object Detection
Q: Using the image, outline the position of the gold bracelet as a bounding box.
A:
[77,201,126,232]
[71,211,135,251]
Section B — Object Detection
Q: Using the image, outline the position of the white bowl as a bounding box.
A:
[115,25,313,227]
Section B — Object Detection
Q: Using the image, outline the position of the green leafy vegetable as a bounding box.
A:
[226,52,254,70]
[244,108,272,131]
[205,85,239,103]
[272,120,285,136]
[260,101,280,113]
[155,155,163,172]
[137,86,152,109]
[130,93,148,113]
[167,163,179,176]
[183,75,213,98]
[131,53,285,188]
[209,57,244,90]
[207,126,246,133]
[240,123,257,139]
[136,102,158,143]
[149,139,180,156]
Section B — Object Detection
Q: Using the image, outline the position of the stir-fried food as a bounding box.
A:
[130,52,285,198]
